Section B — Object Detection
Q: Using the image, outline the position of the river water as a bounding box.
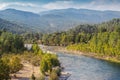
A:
[25,44,120,80]
[57,52,120,80]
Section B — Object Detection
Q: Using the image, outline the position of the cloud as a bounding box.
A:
[42,0,120,11]
[0,2,38,10]
[0,3,9,9]
[42,1,78,10]
[86,0,120,11]
[0,0,120,12]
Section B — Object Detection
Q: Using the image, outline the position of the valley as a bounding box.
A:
[0,0,120,80]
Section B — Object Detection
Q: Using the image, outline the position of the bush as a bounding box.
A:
[0,59,10,80]
[40,54,60,74]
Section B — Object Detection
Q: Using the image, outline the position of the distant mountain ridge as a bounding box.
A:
[0,18,32,34]
[0,8,120,33]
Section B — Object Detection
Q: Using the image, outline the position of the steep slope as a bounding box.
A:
[0,9,50,32]
[0,9,40,26]
[0,18,32,34]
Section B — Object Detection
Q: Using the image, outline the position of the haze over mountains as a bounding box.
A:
[0,18,33,34]
[0,8,120,33]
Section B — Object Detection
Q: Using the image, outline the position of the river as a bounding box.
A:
[57,52,120,80]
[24,44,120,80]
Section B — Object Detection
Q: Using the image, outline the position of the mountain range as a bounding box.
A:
[0,18,34,34]
[0,8,120,33]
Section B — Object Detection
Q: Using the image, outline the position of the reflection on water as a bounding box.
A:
[57,52,120,80]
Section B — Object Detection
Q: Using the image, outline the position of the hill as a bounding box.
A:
[0,8,120,32]
[42,18,120,45]
[0,18,32,34]
[41,19,120,62]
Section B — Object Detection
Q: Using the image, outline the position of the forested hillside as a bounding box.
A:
[0,8,120,33]
[0,18,32,34]
[67,19,120,58]
[42,19,120,61]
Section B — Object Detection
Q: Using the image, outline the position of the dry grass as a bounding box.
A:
[11,62,40,80]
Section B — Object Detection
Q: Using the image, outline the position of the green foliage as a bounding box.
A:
[31,43,44,55]
[31,43,40,54]
[0,31,25,79]
[0,32,24,54]
[0,59,10,80]
[42,24,95,46]
[0,55,24,79]
[42,19,120,47]
[67,21,120,60]
[41,18,120,60]
[40,54,60,75]
[67,31,120,58]
[23,44,60,76]
[22,32,43,44]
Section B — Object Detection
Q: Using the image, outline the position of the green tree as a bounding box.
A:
[40,54,60,75]
[31,43,40,54]
[0,32,24,53]
[0,59,10,80]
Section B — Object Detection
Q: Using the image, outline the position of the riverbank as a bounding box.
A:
[11,62,40,80]
[46,46,120,64]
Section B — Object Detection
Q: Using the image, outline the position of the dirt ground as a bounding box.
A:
[11,62,40,80]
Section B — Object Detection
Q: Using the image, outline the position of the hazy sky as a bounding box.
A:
[0,0,120,13]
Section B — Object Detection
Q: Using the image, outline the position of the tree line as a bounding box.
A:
[0,31,25,55]
[67,19,120,57]
[41,18,120,60]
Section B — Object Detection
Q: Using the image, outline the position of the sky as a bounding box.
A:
[0,0,120,13]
